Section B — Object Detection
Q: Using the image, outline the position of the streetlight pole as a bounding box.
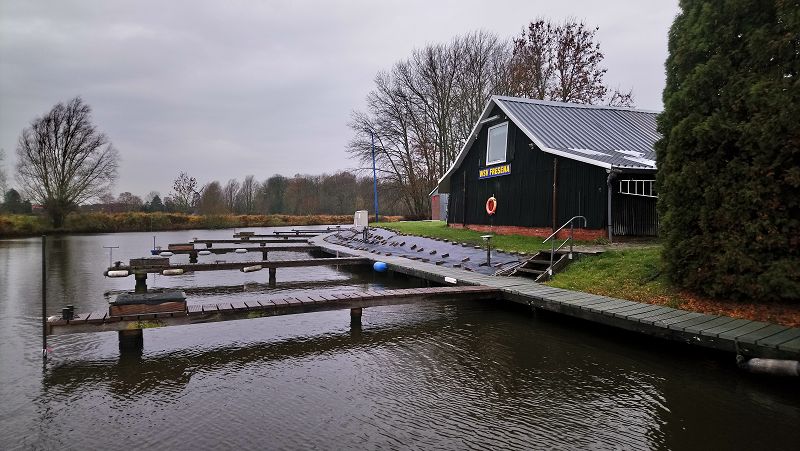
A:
[371,130,379,222]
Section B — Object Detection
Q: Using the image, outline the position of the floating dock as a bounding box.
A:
[312,231,800,360]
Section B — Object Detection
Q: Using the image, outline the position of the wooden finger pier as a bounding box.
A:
[45,227,800,365]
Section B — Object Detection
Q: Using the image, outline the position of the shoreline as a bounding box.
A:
[0,212,402,239]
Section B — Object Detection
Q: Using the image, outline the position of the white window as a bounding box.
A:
[486,122,508,165]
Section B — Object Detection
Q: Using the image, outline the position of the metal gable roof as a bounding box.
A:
[495,96,660,170]
[433,96,660,194]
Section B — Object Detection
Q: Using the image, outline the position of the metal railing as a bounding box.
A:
[542,216,587,276]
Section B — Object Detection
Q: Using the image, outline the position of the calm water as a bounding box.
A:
[1,228,798,450]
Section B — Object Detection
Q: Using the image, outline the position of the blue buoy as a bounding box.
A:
[373,261,388,272]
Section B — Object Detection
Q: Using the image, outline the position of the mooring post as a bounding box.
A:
[350,307,362,326]
[118,329,144,353]
[481,235,492,266]
[134,272,148,293]
[41,235,47,358]
[262,250,268,261]
[189,251,198,264]
[268,268,277,287]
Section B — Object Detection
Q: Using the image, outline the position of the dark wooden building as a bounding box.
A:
[434,96,659,239]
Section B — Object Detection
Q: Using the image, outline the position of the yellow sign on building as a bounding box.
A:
[478,163,511,179]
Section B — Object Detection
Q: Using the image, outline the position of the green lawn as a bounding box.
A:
[376,220,570,254]
[545,246,681,307]
[376,220,677,305]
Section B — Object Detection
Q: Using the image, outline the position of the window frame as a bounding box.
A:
[486,122,509,166]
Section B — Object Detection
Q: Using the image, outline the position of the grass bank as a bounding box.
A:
[375,220,565,253]
[0,213,402,238]
[547,248,800,327]
[376,220,799,327]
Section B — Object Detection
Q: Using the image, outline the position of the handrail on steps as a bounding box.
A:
[542,216,587,277]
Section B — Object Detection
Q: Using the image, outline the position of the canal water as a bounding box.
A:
[0,228,798,450]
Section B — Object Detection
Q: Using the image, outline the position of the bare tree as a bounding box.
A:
[348,31,513,218]
[0,149,7,194]
[511,18,635,106]
[236,175,257,214]
[171,172,198,213]
[222,178,240,212]
[117,192,143,211]
[15,97,118,226]
[197,181,227,215]
[607,87,635,107]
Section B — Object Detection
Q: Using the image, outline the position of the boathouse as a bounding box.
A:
[433,96,660,239]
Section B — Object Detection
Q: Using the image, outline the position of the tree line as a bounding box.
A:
[3,170,409,217]
[99,171,409,217]
[348,19,634,218]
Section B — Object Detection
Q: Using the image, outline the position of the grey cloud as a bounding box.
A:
[0,0,679,197]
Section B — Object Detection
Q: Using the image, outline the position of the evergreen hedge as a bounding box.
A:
[656,0,799,302]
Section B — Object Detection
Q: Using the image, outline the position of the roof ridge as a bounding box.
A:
[491,95,660,115]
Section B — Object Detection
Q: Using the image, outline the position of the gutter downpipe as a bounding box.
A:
[606,170,618,243]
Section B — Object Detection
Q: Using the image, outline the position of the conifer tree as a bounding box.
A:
[656,0,799,301]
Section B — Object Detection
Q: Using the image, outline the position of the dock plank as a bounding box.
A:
[756,328,800,348]
[653,311,705,327]
[586,300,638,313]
[611,304,664,318]
[723,323,784,344]
[626,307,676,322]
[667,314,719,331]
[684,316,738,334]
[699,318,754,337]
[778,337,800,353]
[641,310,695,325]
[230,301,248,310]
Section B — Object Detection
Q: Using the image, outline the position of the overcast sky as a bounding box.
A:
[0,0,679,197]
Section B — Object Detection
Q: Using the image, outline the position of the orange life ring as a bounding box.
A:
[485,196,497,215]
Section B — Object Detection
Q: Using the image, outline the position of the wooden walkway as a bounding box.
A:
[47,286,500,336]
[191,238,309,245]
[109,257,368,275]
[165,244,318,255]
[312,233,800,360]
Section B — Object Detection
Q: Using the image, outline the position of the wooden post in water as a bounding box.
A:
[268,268,277,287]
[262,250,268,261]
[41,235,47,357]
[134,272,148,293]
[350,307,362,326]
[189,251,198,264]
[118,329,143,353]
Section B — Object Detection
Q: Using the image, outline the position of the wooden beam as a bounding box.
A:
[107,257,369,275]
[47,286,501,336]
[166,245,318,255]
[192,238,310,244]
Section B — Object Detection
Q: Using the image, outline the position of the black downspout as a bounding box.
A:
[552,157,559,231]
[606,170,617,243]
[462,171,467,226]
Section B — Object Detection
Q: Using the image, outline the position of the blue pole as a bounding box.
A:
[371,130,379,222]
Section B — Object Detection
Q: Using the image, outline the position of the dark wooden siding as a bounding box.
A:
[447,108,608,230]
